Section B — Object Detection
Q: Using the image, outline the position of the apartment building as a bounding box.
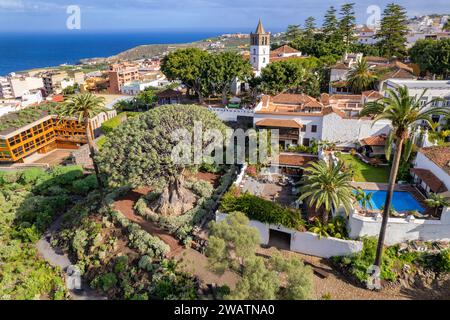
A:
[0,74,44,99]
[0,106,116,163]
[108,62,140,94]
[42,71,70,96]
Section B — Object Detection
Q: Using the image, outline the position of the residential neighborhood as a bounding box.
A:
[0,1,449,305]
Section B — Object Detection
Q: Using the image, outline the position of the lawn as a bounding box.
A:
[338,154,390,183]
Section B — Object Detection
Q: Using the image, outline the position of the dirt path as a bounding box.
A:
[36,214,106,300]
[257,247,449,300]
[113,188,184,257]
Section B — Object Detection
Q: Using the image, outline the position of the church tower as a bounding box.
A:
[250,19,270,73]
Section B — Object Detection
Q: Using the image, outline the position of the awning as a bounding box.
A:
[256,119,302,129]
[411,168,448,193]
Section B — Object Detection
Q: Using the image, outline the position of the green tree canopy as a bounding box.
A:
[161,48,209,103]
[410,39,450,78]
[346,58,378,93]
[96,104,227,215]
[375,3,409,58]
[338,3,356,50]
[206,212,260,274]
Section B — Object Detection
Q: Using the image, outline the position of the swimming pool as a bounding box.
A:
[356,190,424,213]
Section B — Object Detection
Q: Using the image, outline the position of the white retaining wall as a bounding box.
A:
[348,209,450,245]
[216,212,363,258]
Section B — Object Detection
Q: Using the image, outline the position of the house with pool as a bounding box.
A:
[347,146,450,245]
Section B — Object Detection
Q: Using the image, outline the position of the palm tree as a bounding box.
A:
[299,160,354,224]
[60,93,107,191]
[360,86,449,269]
[355,188,374,214]
[425,193,450,217]
[346,58,378,94]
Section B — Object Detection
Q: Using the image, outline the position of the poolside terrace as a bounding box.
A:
[351,182,436,219]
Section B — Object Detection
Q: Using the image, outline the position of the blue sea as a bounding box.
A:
[0,31,226,76]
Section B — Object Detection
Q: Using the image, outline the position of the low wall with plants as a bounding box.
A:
[348,210,450,245]
[216,213,363,258]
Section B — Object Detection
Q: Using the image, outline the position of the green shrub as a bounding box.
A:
[138,255,154,271]
[72,175,98,195]
[20,168,46,184]
[101,113,126,134]
[220,192,304,229]
[94,273,118,292]
[436,249,450,273]
[114,256,129,273]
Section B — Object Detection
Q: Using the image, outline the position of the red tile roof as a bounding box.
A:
[362,90,384,99]
[419,146,450,176]
[271,45,300,55]
[272,93,323,108]
[255,119,302,128]
[360,134,387,146]
[411,168,448,193]
[275,154,317,167]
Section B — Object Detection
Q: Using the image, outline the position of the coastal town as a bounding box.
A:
[1,3,450,302]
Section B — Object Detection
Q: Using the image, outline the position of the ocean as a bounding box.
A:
[0,31,226,76]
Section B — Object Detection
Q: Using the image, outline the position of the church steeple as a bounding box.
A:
[250,19,270,72]
[255,19,265,34]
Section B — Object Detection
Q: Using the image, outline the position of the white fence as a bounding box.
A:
[216,212,363,258]
[208,107,254,122]
[348,209,450,245]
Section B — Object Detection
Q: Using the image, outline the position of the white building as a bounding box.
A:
[0,74,44,99]
[356,26,377,45]
[250,19,270,73]
[383,79,450,124]
[252,93,391,149]
[21,90,43,107]
[121,78,170,95]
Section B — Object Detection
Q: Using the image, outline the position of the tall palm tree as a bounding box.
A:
[360,86,449,269]
[299,160,354,224]
[346,58,378,94]
[425,193,450,217]
[60,93,107,191]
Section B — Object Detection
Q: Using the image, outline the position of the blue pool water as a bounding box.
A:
[357,190,424,213]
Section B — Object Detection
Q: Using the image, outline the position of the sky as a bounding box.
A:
[0,0,449,33]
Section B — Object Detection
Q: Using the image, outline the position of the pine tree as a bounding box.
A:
[322,6,340,41]
[338,3,356,50]
[286,24,302,42]
[375,3,409,58]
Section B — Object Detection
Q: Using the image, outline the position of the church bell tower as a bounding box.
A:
[250,19,270,73]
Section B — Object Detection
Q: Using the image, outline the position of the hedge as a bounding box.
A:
[101,113,126,134]
[220,191,304,230]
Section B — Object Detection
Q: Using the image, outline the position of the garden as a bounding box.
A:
[337,153,390,183]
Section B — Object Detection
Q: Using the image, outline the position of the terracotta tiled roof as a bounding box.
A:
[365,56,390,63]
[379,68,416,81]
[419,147,450,176]
[156,88,182,98]
[362,90,384,99]
[358,26,374,33]
[255,119,302,128]
[52,95,64,102]
[272,93,323,108]
[271,45,300,55]
[360,134,387,146]
[331,62,349,70]
[270,55,306,62]
[411,168,448,193]
[275,154,317,167]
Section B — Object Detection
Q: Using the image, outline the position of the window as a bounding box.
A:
[303,138,310,147]
[253,49,256,55]
[311,125,317,133]
[431,97,440,107]
[432,115,441,123]
[263,57,266,63]
[419,97,428,107]
[301,125,306,132]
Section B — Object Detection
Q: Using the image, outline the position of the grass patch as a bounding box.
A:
[338,154,390,183]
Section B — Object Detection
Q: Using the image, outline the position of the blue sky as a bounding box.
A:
[0,0,449,32]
